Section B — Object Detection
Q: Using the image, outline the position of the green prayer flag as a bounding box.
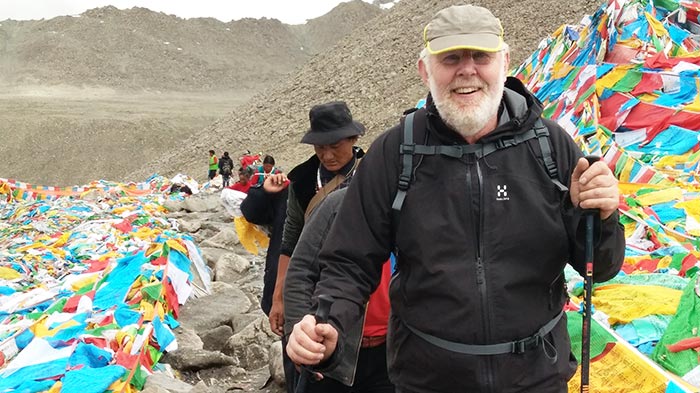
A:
[612,70,643,93]
[141,283,163,302]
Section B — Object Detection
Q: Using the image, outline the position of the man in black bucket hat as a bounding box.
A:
[242,101,366,393]
[268,101,365,337]
[300,101,366,145]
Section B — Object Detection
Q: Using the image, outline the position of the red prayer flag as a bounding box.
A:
[631,72,663,95]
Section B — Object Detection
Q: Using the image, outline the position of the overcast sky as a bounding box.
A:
[0,0,376,24]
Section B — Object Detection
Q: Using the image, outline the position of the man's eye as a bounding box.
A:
[442,54,460,64]
[473,52,491,63]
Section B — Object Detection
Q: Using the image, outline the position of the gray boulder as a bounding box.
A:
[179,281,252,332]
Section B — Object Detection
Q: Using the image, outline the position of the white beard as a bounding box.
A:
[429,71,506,139]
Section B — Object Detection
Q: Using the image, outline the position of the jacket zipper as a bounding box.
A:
[467,156,495,391]
[475,160,495,392]
[348,303,368,386]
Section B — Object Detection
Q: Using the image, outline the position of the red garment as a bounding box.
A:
[363,260,391,337]
[229,182,251,193]
[240,154,260,168]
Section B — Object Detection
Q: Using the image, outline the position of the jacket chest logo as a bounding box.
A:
[496,185,509,201]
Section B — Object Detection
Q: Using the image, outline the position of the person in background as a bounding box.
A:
[251,155,283,186]
[263,101,365,393]
[284,188,393,392]
[240,150,260,169]
[286,5,625,393]
[240,171,291,391]
[219,152,235,187]
[207,150,218,180]
[230,166,253,194]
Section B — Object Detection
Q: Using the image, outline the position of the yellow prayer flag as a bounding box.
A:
[70,273,99,292]
[0,266,21,280]
[636,187,683,206]
[676,199,700,219]
[593,284,681,324]
[140,301,155,321]
[154,301,166,320]
[645,12,668,38]
[617,181,666,195]
[46,381,62,393]
[166,239,188,255]
[568,341,670,393]
[234,216,270,255]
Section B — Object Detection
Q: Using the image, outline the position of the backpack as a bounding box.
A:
[220,160,232,176]
[391,110,568,232]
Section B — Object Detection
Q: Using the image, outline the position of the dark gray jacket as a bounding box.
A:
[284,188,365,386]
[312,77,625,392]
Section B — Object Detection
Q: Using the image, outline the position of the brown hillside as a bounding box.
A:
[0,1,383,186]
[131,0,602,181]
[293,0,386,53]
[0,2,381,91]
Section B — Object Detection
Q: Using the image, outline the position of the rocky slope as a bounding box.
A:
[131,0,603,181]
[0,1,381,91]
[0,1,382,186]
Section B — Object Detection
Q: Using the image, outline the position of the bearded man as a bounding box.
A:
[286,4,625,393]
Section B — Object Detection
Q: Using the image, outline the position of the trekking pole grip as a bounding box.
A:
[294,295,334,393]
[314,294,334,324]
[581,156,601,217]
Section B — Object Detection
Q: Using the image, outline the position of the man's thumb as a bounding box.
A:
[571,158,588,182]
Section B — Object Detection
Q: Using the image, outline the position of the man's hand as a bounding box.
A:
[269,297,284,336]
[286,314,338,365]
[570,157,619,220]
[263,173,289,193]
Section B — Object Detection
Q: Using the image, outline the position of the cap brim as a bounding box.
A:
[300,122,365,145]
[427,34,503,55]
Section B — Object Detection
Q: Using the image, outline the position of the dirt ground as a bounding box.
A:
[0,86,255,186]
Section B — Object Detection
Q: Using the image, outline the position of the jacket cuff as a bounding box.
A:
[602,209,620,226]
[312,321,344,373]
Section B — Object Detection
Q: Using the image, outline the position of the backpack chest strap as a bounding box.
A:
[399,124,545,161]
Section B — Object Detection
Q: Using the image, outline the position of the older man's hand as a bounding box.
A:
[286,314,338,365]
[570,157,619,220]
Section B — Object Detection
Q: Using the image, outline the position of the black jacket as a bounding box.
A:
[240,185,288,315]
[313,77,625,392]
[219,156,234,176]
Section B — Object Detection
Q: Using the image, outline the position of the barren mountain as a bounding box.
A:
[0,1,382,91]
[131,0,602,181]
[0,1,382,186]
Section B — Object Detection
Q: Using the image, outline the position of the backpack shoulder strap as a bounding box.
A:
[391,111,416,223]
[532,119,568,192]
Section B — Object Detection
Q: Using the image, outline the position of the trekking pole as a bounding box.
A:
[295,294,334,393]
[581,155,600,393]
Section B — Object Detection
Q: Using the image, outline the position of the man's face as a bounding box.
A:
[314,137,356,172]
[418,48,509,138]
[263,163,273,173]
